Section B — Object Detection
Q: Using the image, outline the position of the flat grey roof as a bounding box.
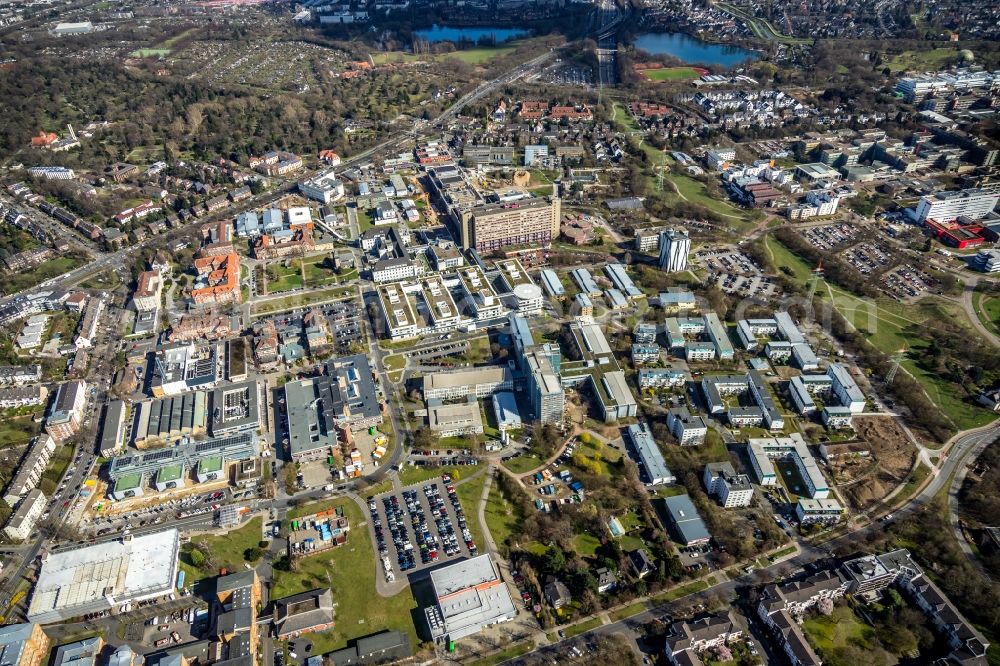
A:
[663,494,711,544]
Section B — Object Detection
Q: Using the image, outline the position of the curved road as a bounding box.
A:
[961,286,1000,348]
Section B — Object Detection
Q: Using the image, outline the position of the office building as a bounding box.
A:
[427,396,484,438]
[490,392,521,431]
[328,631,411,666]
[659,229,690,272]
[107,431,256,495]
[284,356,381,461]
[915,187,1000,224]
[703,462,753,508]
[29,529,180,623]
[422,367,512,401]
[214,570,260,663]
[298,171,345,203]
[973,248,1000,273]
[459,197,560,252]
[424,555,517,644]
[526,350,564,424]
[97,400,127,457]
[149,343,221,398]
[44,380,87,442]
[626,424,675,486]
[634,228,661,252]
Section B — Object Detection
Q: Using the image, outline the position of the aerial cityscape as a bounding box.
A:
[0,0,998,665]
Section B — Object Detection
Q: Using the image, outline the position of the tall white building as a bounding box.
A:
[659,228,691,272]
[914,187,1000,223]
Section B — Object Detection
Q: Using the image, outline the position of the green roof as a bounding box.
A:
[156,464,184,483]
[114,472,143,491]
[198,455,224,474]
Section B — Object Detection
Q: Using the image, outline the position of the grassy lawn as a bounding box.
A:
[670,171,752,227]
[180,517,264,584]
[0,415,41,449]
[358,479,393,498]
[80,270,122,290]
[131,48,171,57]
[372,43,518,66]
[39,444,73,495]
[565,617,603,637]
[252,287,353,316]
[467,641,535,666]
[897,461,930,500]
[288,498,348,520]
[272,497,419,653]
[397,465,467,487]
[573,532,602,557]
[642,66,701,81]
[802,604,876,656]
[767,544,798,562]
[383,354,405,372]
[886,47,961,73]
[1,256,86,296]
[651,579,710,605]
[618,534,645,552]
[455,473,487,547]
[451,335,492,364]
[501,454,544,475]
[264,261,304,293]
[973,291,1000,338]
[609,601,648,622]
[483,479,523,554]
[612,102,640,133]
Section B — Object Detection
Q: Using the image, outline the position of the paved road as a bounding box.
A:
[961,285,1000,348]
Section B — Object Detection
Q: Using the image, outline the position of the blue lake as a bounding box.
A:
[415,24,529,44]
[633,31,757,67]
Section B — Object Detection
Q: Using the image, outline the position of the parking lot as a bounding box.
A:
[714,273,778,299]
[697,249,761,275]
[799,223,858,250]
[881,263,936,300]
[368,474,478,581]
[841,241,891,275]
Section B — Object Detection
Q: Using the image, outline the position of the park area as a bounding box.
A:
[261,257,355,295]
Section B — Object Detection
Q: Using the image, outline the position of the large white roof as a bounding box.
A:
[29,529,179,619]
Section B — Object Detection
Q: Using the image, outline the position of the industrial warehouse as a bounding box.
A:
[28,529,181,623]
